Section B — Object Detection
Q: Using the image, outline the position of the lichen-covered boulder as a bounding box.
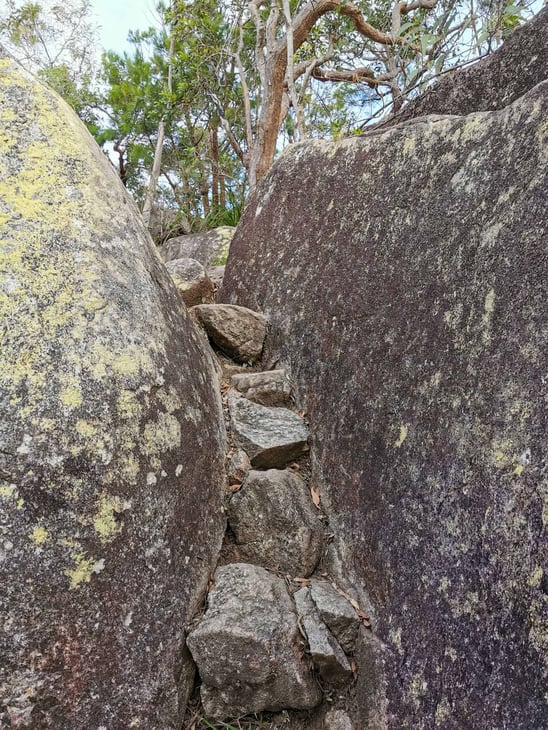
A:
[160,226,235,266]
[0,56,226,728]
[220,32,547,730]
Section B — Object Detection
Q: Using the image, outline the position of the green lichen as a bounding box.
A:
[394,424,409,448]
[93,492,124,543]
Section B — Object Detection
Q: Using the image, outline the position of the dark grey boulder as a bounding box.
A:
[191,303,267,363]
[309,580,361,653]
[228,392,309,468]
[186,563,321,718]
[220,35,547,730]
[231,369,292,406]
[160,226,235,266]
[0,55,226,729]
[294,588,352,684]
[227,469,323,576]
[165,256,214,307]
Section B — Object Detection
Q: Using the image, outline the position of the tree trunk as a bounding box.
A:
[141,120,165,227]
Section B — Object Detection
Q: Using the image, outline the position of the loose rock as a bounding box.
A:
[227,469,323,576]
[165,257,214,307]
[309,580,361,653]
[227,449,251,486]
[186,563,321,719]
[192,304,267,363]
[228,392,309,468]
[295,587,353,684]
[231,369,292,407]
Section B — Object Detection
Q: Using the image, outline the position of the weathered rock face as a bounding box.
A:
[228,392,309,468]
[220,24,547,730]
[160,226,235,266]
[0,57,226,728]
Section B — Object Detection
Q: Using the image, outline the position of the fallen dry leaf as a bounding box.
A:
[293,577,311,585]
[310,484,321,508]
[226,482,242,493]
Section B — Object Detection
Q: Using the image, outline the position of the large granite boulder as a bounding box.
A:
[160,226,235,266]
[220,17,547,730]
[0,56,226,728]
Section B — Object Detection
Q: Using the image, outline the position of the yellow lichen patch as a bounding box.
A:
[65,551,97,589]
[59,386,83,408]
[528,566,543,588]
[112,353,140,377]
[402,136,416,156]
[157,386,182,414]
[394,424,409,448]
[435,697,452,724]
[0,483,17,500]
[30,525,49,545]
[142,412,181,458]
[93,492,124,543]
[75,419,96,438]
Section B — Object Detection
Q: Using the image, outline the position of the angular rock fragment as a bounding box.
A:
[227,449,251,486]
[186,563,321,719]
[309,580,361,653]
[231,369,292,407]
[228,392,309,467]
[192,304,267,363]
[294,588,352,684]
[165,257,214,307]
[227,469,323,576]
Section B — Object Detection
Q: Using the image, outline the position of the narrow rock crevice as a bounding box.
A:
[183,303,372,729]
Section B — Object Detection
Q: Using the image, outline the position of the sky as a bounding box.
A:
[90,0,159,54]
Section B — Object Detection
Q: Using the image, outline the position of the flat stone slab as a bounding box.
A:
[227,469,323,576]
[186,563,321,719]
[294,587,352,684]
[309,580,361,653]
[191,304,267,363]
[231,369,292,407]
[228,392,309,468]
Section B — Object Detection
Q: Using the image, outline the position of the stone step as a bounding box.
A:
[228,391,309,468]
[226,468,323,576]
[231,368,292,407]
[191,303,267,363]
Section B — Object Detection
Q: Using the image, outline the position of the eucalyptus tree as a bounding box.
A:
[0,0,101,132]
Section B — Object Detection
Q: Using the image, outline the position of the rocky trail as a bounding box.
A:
[183,302,369,729]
